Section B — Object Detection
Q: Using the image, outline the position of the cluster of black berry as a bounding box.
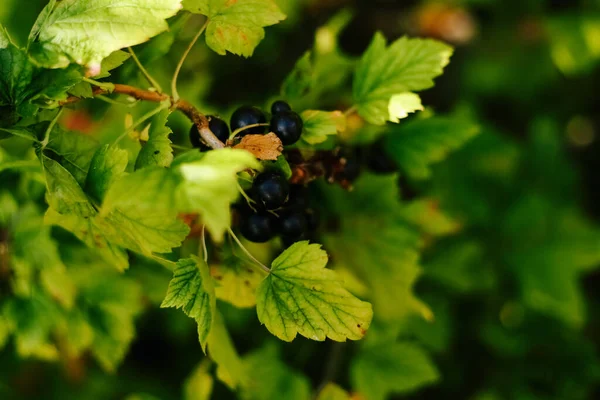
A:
[238,171,319,245]
[189,100,304,149]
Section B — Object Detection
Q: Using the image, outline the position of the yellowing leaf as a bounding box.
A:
[211,252,263,308]
[388,92,423,123]
[256,241,373,342]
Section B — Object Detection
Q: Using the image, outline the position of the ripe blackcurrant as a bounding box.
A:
[278,210,308,238]
[271,100,292,115]
[190,116,230,150]
[252,172,289,210]
[305,208,319,231]
[230,106,267,136]
[270,111,303,145]
[286,185,309,209]
[366,140,397,174]
[240,212,277,243]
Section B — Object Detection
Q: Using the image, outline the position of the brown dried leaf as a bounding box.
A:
[233,132,283,161]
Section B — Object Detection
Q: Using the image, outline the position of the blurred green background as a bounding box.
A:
[1,0,600,399]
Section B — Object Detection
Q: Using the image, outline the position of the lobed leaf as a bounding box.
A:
[256,241,373,342]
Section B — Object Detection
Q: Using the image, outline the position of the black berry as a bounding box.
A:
[286,185,309,209]
[190,116,230,150]
[278,210,308,238]
[305,209,319,231]
[271,100,292,115]
[240,212,276,243]
[270,111,303,145]
[252,172,290,210]
[230,106,266,136]
[366,140,397,174]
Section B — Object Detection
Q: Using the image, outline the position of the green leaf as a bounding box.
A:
[184,361,214,400]
[1,26,82,117]
[316,384,351,400]
[241,344,311,400]
[424,239,493,293]
[42,123,99,185]
[10,206,76,309]
[100,168,189,255]
[547,14,600,75]
[85,145,129,203]
[184,0,286,57]
[101,166,180,216]
[2,293,61,360]
[67,253,143,372]
[300,110,346,145]
[504,195,600,327]
[41,155,95,217]
[281,11,355,110]
[0,313,10,350]
[96,50,131,78]
[353,33,452,125]
[177,148,261,240]
[262,155,292,180]
[101,207,189,256]
[211,248,263,308]
[28,0,183,70]
[161,257,216,350]
[45,208,130,271]
[256,241,373,342]
[351,342,439,400]
[135,109,174,169]
[384,116,480,179]
[322,174,431,322]
[206,311,247,389]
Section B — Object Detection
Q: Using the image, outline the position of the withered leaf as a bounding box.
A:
[233,132,283,161]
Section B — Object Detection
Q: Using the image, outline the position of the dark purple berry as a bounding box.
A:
[240,212,277,243]
[252,172,290,210]
[230,106,267,136]
[270,111,303,145]
[271,100,292,115]
[278,210,308,238]
[304,209,319,231]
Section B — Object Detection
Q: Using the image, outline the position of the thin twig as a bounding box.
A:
[128,47,163,92]
[41,108,64,149]
[227,228,270,274]
[201,226,208,263]
[229,123,270,139]
[60,83,225,150]
[171,18,209,103]
[95,95,139,107]
[236,181,257,211]
[343,105,357,117]
[113,102,169,145]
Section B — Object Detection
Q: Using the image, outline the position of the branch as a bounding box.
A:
[60,84,225,149]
